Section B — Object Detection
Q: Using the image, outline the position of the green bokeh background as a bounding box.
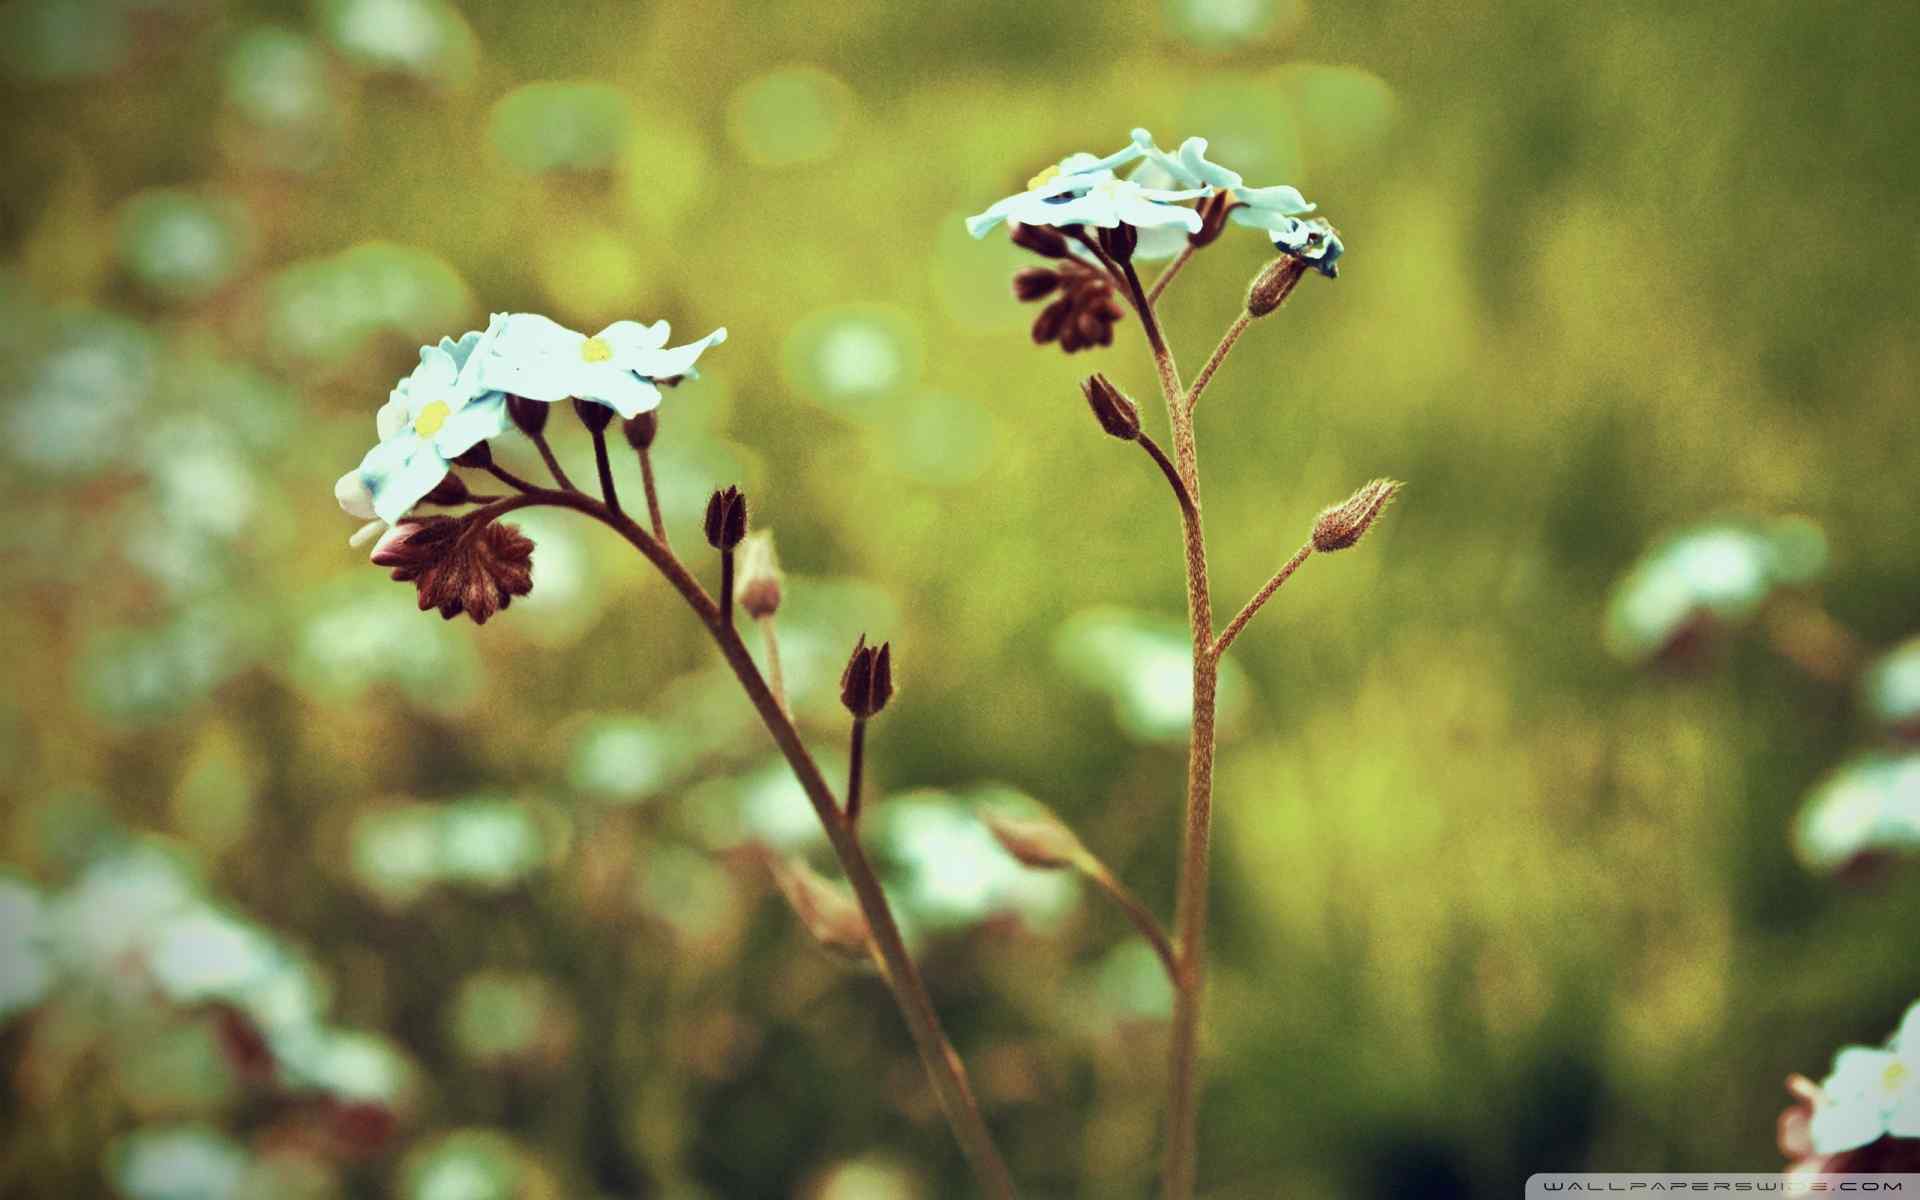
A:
[3,0,1918,1197]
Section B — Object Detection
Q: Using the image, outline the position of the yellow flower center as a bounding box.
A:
[1027,163,1063,191]
[580,336,613,363]
[1885,1061,1911,1093]
[413,400,450,437]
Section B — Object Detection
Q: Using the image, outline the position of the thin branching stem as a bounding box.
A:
[1148,244,1198,306]
[1135,433,1197,526]
[1213,543,1314,658]
[758,615,789,714]
[527,429,577,491]
[486,462,543,495]
[846,718,868,825]
[590,427,622,516]
[458,487,1017,1199]
[638,447,669,547]
[1186,312,1252,417]
[1085,863,1178,984]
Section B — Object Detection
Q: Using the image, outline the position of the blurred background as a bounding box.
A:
[3,0,1919,1196]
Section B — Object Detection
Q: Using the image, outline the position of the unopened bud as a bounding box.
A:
[1189,191,1235,248]
[1097,222,1138,263]
[451,440,492,468]
[1312,479,1402,553]
[573,397,615,434]
[506,394,549,436]
[704,485,748,551]
[767,857,870,961]
[840,635,893,720]
[1081,373,1140,441]
[1246,256,1308,318]
[423,472,470,506]
[735,530,783,619]
[623,410,659,451]
[1013,267,1062,302]
[1009,221,1072,259]
[980,803,1090,872]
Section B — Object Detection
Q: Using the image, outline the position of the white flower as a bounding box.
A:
[1809,1000,1920,1153]
[476,313,727,420]
[965,134,1210,239]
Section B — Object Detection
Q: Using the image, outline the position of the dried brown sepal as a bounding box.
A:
[1247,255,1309,318]
[840,634,893,719]
[623,410,659,451]
[1013,267,1061,302]
[767,856,871,962]
[572,397,615,434]
[376,516,535,625]
[1190,191,1236,248]
[1096,222,1137,263]
[1081,373,1141,441]
[1312,479,1403,553]
[422,472,470,506]
[1009,221,1072,259]
[979,805,1090,872]
[703,485,748,550]
[506,394,549,436]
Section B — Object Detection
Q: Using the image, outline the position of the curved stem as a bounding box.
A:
[1186,312,1252,417]
[486,462,543,495]
[1213,543,1313,658]
[1084,863,1178,984]
[462,488,1016,1199]
[1147,244,1198,306]
[638,448,669,548]
[590,428,622,516]
[1135,433,1197,526]
[528,429,577,492]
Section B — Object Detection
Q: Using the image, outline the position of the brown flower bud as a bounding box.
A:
[622,410,659,451]
[1190,191,1235,248]
[506,394,549,436]
[1009,221,1071,259]
[839,635,893,719]
[1081,373,1140,441]
[735,530,783,619]
[451,440,492,468]
[1031,296,1073,345]
[572,397,614,434]
[1013,267,1061,302]
[1246,255,1308,318]
[703,485,747,550]
[766,856,870,962]
[1096,222,1137,263]
[422,472,470,506]
[980,804,1090,872]
[375,516,536,625]
[1312,479,1403,553]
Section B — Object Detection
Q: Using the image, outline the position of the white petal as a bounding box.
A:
[576,367,662,420]
[596,319,671,356]
[334,470,377,519]
[1809,1099,1888,1154]
[375,394,409,441]
[373,445,454,526]
[626,326,726,380]
[348,519,388,549]
[433,392,509,458]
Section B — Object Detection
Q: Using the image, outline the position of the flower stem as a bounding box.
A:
[487,462,544,495]
[1135,432,1197,526]
[1084,862,1178,984]
[1186,312,1251,417]
[758,615,789,714]
[846,718,868,825]
[1213,543,1313,658]
[638,447,669,548]
[591,427,622,516]
[528,429,577,492]
[719,548,735,628]
[464,487,1017,1198]
[1148,244,1198,306]
[1121,257,1215,1200]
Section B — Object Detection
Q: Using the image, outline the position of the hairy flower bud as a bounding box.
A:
[735,530,783,619]
[572,397,614,434]
[1096,222,1138,263]
[840,635,893,720]
[704,485,748,551]
[1246,255,1308,318]
[423,472,470,506]
[1190,191,1235,248]
[1009,221,1072,259]
[1013,267,1061,302]
[1312,479,1402,553]
[622,410,659,451]
[506,394,549,436]
[1081,373,1141,441]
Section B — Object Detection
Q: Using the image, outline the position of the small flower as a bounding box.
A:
[336,318,510,528]
[1802,1001,1920,1155]
[965,136,1208,239]
[1128,128,1316,236]
[1269,216,1345,278]
[477,313,726,420]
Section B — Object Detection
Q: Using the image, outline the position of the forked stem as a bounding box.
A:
[1214,543,1314,658]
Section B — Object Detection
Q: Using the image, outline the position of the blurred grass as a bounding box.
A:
[3,0,1920,1197]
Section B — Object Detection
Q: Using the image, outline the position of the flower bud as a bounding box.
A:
[1312,479,1402,553]
[506,394,549,436]
[1246,255,1308,318]
[622,410,659,451]
[423,472,469,506]
[1081,373,1140,441]
[735,530,783,619]
[703,485,748,551]
[1009,221,1072,259]
[980,804,1090,872]
[573,397,614,434]
[1096,222,1138,263]
[840,635,893,719]
[451,440,493,468]
[1189,191,1235,248]
[767,856,870,962]
[1013,267,1062,302]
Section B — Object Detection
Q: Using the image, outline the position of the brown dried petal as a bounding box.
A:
[383,518,535,625]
